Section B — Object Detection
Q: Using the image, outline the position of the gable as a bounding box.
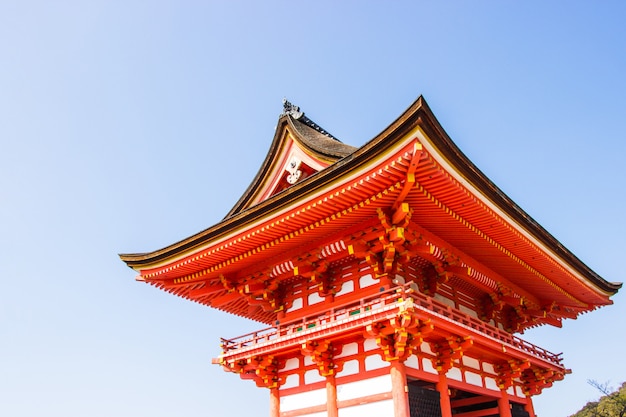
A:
[225,100,356,217]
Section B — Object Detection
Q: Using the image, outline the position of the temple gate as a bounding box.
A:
[121,97,620,417]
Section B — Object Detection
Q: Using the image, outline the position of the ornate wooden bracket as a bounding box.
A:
[367,299,433,361]
[495,359,531,389]
[521,367,568,396]
[295,261,339,298]
[348,240,384,276]
[218,273,290,313]
[301,340,343,377]
[220,355,285,389]
[429,335,473,374]
[478,293,505,322]
[376,207,413,275]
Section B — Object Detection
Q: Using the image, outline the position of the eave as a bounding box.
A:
[120,96,620,324]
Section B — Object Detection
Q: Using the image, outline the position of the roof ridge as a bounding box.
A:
[282,98,341,142]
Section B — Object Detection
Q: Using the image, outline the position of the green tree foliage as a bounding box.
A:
[569,381,626,417]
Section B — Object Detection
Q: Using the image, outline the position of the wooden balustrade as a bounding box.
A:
[219,284,563,367]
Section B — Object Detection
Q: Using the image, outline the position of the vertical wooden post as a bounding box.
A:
[524,395,536,417]
[269,387,280,417]
[390,360,410,417]
[498,389,512,417]
[326,374,339,417]
[436,372,452,417]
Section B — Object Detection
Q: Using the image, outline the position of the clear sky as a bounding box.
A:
[1,2,624,416]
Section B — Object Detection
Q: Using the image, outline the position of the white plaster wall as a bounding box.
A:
[365,354,388,371]
[485,377,498,391]
[363,338,378,352]
[283,357,300,371]
[482,362,495,374]
[336,375,392,402]
[359,274,377,288]
[422,358,437,374]
[465,371,482,386]
[335,342,358,359]
[420,341,433,354]
[335,280,354,296]
[304,368,325,384]
[405,354,419,370]
[339,399,394,417]
[446,366,463,381]
[281,388,327,411]
[336,359,359,377]
[459,304,478,318]
[434,293,454,307]
[296,412,327,417]
[462,356,480,370]
[308,292,324,305]
[287,297,303,312]
[282,373,299,389]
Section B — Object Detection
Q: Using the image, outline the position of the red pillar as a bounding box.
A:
[524,395,536,417]
[390,360,410,417]
[269,387,280,417]
[436,372,452,417]
[498,389,512,417]
[326,374,338,417]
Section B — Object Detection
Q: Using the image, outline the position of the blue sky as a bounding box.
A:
[1,2,625,416]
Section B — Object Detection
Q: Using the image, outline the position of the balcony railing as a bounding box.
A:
[219,284,564,368]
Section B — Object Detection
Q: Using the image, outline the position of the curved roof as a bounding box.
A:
[120,96,621,325]
[226,101,356,217]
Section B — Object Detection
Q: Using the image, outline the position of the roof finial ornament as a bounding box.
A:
[282,98,304,119]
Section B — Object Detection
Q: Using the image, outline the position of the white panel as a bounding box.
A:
[335,342,358,359]
[464,371,482,386]
[422,358,436,374]
[405,354,419,370]
[370,301,384,310]
[393,274,405,285]
[305,368,325,384]
[337,375,392,401]
[281,388,326,411]
[462,356,480,370]
[459,304,478,318]
[446,366,463,381]
[298,412,327,417]
[515,386,525,398]
[359,273,377,288]
[336,359,359,377]
[420,341,433,354]
[363,338,378,352]
[335,280,354,296]
[339,399,394,417]
[308,292,324,305]
[507,386,515,396]
[434,293,454,307]
[484,377,498,391]
[336,311,349,321]
[482,362,495,374]
[282,373,299,389]
[365,354,388,371]
[283,357,300,371]
[304,356,314,366]
[287,297,303,312]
